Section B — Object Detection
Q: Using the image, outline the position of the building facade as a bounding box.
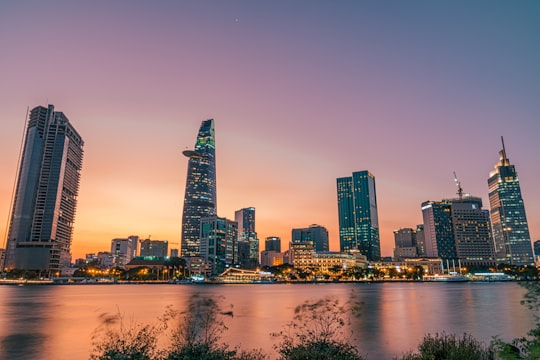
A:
[4,105,84,273]
[235,207,259,268]
[421,200,454,259]
[337,170,381,260]
[139,239,168,258]
[488,138,534,266]
[260,250,285,268]
[393,226,426,261]
[199,216,238,275]
[181,119,217,257]
[415,224,426,256]
[265,236,281,253]
[111,235,139,266]
[292,224,329,252]
[534,240,540,264]
[422,196,496,268]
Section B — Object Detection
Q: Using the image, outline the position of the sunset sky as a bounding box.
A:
[1,1,539,260]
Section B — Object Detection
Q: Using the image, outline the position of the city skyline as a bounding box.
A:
[1,1,539,260]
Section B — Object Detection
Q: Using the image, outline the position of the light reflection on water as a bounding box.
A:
[0,282,534,360]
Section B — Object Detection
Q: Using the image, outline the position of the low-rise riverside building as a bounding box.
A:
[289,242,368,274]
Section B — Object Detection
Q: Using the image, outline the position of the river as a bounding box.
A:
[0,282,535,360]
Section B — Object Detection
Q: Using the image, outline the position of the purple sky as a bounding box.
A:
[1,1,539,258]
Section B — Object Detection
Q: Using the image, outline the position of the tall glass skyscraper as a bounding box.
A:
[181,119,217,257]
[4,105,84,273]
[337,170,380,261]
[488,138,534,266]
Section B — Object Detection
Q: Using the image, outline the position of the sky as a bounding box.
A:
[0,1,539,260]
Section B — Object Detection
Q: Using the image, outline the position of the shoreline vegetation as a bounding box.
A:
[90,282,540,360]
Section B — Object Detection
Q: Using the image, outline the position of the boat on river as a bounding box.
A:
[423,273,469,282]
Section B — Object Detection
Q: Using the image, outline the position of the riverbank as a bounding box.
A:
[0,277,522,286]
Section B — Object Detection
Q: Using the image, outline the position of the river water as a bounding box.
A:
[0,282,535,360]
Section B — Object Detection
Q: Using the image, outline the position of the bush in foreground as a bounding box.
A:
[400,332,493,360]
[272,298,364,360]
[491,281,540,359]
[90,311,165,360]
[91,296,265,360]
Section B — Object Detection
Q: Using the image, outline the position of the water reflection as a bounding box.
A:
[0,286,57,360]
[0,282,535,360]
[348,283,533,359]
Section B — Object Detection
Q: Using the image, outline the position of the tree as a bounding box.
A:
[329,265,343,279]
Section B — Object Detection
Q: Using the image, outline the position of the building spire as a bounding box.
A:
[500,136,509,166]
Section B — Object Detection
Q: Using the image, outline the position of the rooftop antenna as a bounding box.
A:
[500,136,509,165]
[453,171,463,200]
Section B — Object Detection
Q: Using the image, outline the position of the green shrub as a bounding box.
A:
[91,297,266,360]
[491,281,540,359]
[400,332,493,360]
[272,297,364,360]
[90,311,165,360]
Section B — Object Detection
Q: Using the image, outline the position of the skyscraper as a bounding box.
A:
[422,196,495,267]
[292,224,329,252]
[181,119,216,257]
[3,105,84,273]
[488,137,534,266]
[235,207,259,268]
[337,170,380,261]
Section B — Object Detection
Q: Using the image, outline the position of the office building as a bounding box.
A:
[111,235,138,266]
[265,236,281,253]
[488,138,534,266]
[534,240,540,264]
[337,170,381,260]
[393,228,419,261]
[292,224,329,252]
[3,105,84,273]
[199,216,237,275]
[235,207,259,268]
[289,241,315,272]
[422,196,495,267]
[139,239,168,258]
[415,225,426,256]
[422,200,453,259]
[181,119,217,257]
[260,250,285,268]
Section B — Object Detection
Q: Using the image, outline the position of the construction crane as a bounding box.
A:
[453,171,463,200]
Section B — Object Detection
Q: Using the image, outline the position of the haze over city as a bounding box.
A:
[1,1,539,260]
